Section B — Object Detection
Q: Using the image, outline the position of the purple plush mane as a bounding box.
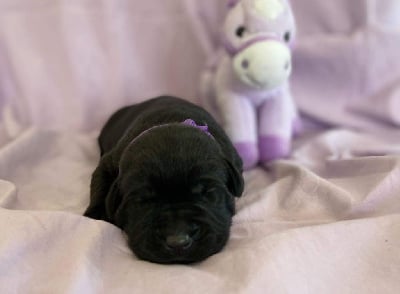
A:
[200,0,300,169]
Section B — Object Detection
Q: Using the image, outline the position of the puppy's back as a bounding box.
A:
[98,97,170,154]
[98,96,242,170]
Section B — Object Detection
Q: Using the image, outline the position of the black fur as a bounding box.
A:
[84,96,244,264]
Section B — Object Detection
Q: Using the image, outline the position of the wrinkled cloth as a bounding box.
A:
[0,1,400,293]
[291,0,400,134]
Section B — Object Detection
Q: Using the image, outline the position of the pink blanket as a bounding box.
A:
[1,1,399,293]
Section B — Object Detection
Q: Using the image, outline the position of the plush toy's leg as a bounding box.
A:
[258,90,294,162]
[288,94,302,137]
[235,141,258,170]
[217,93,259,169]
[292,116,303,137]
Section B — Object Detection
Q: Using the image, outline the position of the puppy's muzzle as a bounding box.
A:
[158,219,200,252]
[166,233,192,250]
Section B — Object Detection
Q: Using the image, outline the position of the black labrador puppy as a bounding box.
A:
[84,96,244,264]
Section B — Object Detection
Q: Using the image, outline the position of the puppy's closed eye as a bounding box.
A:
[124,187,157,205]
[131,193,158,205]
[132,197,155,205]
[191,183,209,195]
[192,183,227,206]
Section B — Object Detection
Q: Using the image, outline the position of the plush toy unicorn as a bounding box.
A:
[200,0,300,170]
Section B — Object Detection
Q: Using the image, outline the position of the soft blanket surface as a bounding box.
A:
[0,1,399,293]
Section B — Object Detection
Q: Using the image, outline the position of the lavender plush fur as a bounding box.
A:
[201,0,300,170]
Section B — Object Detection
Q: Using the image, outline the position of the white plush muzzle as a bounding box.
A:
[233,40,291,90]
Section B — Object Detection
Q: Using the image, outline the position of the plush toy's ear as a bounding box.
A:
[225,159,245,197]
[84,154,119,222]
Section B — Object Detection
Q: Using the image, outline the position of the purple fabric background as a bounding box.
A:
[0,1,399,293]
[0,0,399,135]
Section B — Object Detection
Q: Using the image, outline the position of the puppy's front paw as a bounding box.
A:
[234,142,259,170]
[259,136,290,163]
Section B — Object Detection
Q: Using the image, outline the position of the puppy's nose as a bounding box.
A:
[166,234,192,250]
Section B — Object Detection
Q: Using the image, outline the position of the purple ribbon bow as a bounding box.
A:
[182,119,213,138]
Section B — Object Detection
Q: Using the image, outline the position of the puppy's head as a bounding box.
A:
[107,125,243,264]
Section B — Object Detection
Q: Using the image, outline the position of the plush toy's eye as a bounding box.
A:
[236,26,246,38]
[284,31,291,42]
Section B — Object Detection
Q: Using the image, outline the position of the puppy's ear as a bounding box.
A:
[84,154,118,221]
[225,159,244,197]
[104,179,124,225]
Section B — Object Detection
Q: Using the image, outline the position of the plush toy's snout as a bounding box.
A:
[233,40,291,90]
